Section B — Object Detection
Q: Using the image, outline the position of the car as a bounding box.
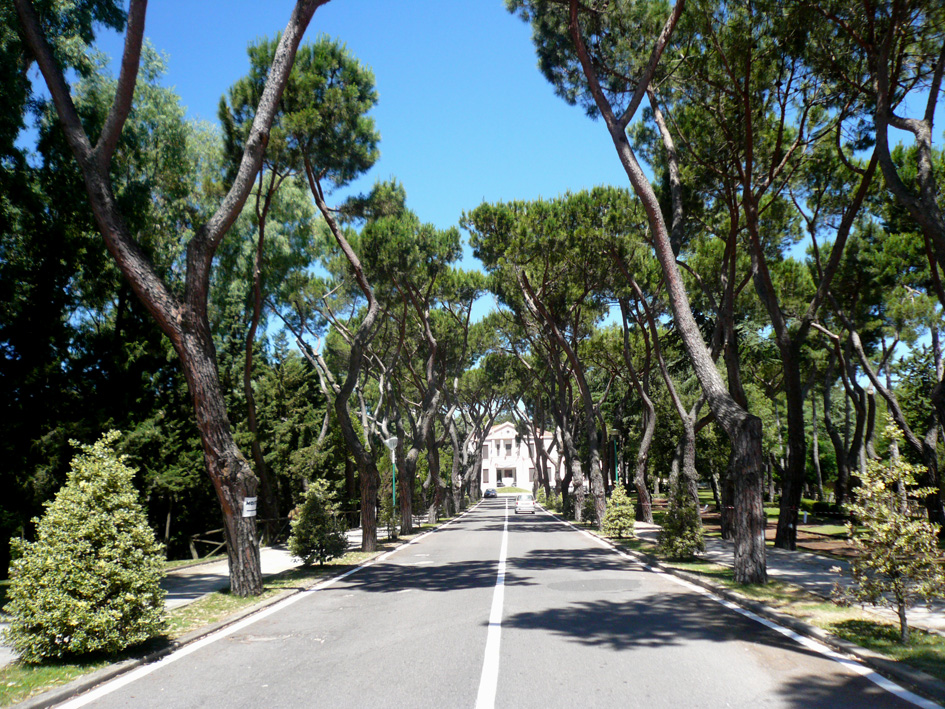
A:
[484,488,497,499]
[496,480,505,487]
[515,493,536,514]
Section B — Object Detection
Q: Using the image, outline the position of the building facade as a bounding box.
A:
[479,421,560,492]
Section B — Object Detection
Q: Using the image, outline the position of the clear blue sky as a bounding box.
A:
[98,0,630,270]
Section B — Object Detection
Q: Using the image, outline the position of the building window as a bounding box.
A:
[483,468,489,483]
[528,467,535,482]
[482,444,489,460]
[505,442,512,456]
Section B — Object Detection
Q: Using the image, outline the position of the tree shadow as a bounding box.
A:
[332,557,536,594]
[512,546,637,574]
[772,666,918,708]
[503,591,822,660]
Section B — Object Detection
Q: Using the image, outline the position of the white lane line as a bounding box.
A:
[58,511,476,709]
[547,511,938,709]
[475,497,510,709]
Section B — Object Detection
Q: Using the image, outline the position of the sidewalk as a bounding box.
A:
[635,522,945,635]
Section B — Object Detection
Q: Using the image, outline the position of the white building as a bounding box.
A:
[479,421,560,492]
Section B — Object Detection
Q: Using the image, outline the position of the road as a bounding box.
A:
[58,499,934,709]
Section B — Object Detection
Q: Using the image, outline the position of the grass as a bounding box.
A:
[0,659,114,706]
[608,534,945,683]
[828,620,945,680]
[497,487,530,494]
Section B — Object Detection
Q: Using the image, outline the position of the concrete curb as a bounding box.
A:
[582,524,945,707]
[11,507,479,709]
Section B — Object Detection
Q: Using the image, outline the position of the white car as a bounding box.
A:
[515,493,536,514]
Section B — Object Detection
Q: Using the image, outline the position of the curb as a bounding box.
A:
[586,526,945,707]
[11,508,479,709]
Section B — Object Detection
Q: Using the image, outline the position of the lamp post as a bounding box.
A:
[383,436,398,512]
[614,438,619,486]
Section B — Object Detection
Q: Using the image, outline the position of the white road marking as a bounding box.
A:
[547,511,939,709]
[475,497,510,709]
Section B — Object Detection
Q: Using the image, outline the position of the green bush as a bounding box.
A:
[658,489,705,560]
[288,480,348,566]
[602,485,635,539]
[3,432,166,663]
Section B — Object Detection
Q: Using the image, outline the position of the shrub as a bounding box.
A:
[833,439,945,643]
[3,432,166,663]
[602,485,636,539]
[288,479,348,566]
[658,489,705,560]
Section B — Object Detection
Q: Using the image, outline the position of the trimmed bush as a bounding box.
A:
[4,432,166,663]
[658,489,705,560]
[288,479,348,566]
[602,485,635,539]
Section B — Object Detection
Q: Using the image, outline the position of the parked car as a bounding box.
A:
[515,493,536,514]
[484,488,497,499]
[496,480,505,487]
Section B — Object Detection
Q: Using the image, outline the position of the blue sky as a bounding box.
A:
[97,0,631,268]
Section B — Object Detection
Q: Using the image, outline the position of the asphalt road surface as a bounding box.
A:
[59,499,935,709]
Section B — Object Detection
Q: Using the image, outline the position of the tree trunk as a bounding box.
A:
[731,417,767,583]
[392,413,414,536]
[181,328,263,596]
[811,392,825,501]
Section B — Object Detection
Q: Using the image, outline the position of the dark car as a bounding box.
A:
[484,488,497,498]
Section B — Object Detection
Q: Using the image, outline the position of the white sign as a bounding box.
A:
[242,496,258,518]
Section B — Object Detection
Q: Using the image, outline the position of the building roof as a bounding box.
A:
[484,421,553,440]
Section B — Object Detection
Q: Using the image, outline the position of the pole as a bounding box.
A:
[614,439,618,486]
[392,456,397,510]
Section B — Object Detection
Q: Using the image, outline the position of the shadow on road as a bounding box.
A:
[771,669,909,708]
[335,558,537,595]
[512,546,636,574]
[502,591,825,664]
